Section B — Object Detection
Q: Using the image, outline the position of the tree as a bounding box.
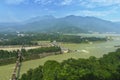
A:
[31,66,43,80]
[43,60,61,80]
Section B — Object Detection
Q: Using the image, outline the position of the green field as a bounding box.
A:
[0,46,42,51]
[66,33,120,37]
[60,40,120,58]
[0,35,120,80]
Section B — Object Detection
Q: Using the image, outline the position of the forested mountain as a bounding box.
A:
[0,15,120,33]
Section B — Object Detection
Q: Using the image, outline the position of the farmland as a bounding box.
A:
[60,40,120,58]
[0,34,120,80]
[0,46,41,51]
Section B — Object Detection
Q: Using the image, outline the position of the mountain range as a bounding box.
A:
[0,15,120,33]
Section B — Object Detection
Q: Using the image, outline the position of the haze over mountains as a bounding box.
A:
[0,15,120,33]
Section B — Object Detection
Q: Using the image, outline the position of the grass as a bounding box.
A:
[0,36,120,80]
[0,46,41,51]
[0,41,51,51]
[60,40,120,58]
[0,53,89,80]
[66,33,120,37]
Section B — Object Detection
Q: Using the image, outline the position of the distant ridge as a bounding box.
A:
[0,15,120,33]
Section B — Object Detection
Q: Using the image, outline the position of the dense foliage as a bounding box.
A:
[20,48,120,80]
[0,36,37,45]
[0,33,107,45]
[55,35,107,43]
[0,46,61,66]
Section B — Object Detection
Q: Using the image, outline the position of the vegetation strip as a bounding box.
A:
[0,46,61,66]
[20,48,120,80]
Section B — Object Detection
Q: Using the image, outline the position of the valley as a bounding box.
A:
[1,1,120,79]
[0,34,120,80]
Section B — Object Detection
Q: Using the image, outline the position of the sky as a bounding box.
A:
[0,0,120,22]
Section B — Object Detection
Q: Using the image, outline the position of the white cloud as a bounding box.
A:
[91,0,120,6]
[34,0,73,6]
[81,0,120,8]
[4,0,120,6]
[61,0,73,5]
[95,0,120,7]
[5,0,26,5]
[66,8,117,18]
[34,0,53,5]
[79,1,95,8]
[78,10,111,17]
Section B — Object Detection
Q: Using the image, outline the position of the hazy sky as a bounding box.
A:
[0,0,120,22]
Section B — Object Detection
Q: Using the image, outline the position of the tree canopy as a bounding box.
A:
[20,48,120,80]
